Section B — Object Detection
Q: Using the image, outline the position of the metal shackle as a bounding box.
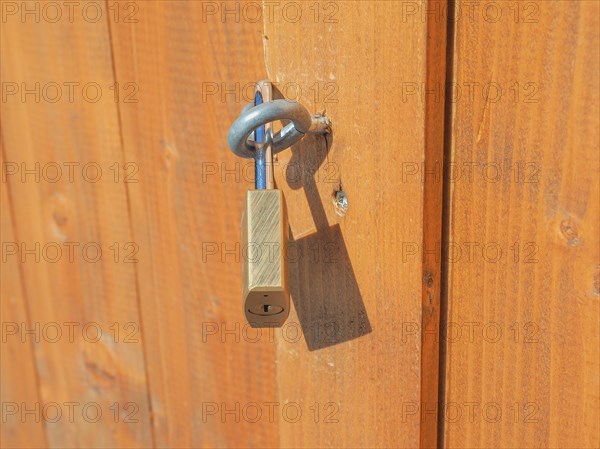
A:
[227,84,331,159]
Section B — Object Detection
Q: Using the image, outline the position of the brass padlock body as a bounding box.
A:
[242,189,290,327]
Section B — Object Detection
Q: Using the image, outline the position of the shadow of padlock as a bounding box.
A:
[284,132,372,351]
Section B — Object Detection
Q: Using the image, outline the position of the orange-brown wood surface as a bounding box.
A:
[264,1,446,447]
[108,2,278,447]
[1,140,47,449]
[1,1,598,448]
[442,1,600,448]
[1,7,153,448]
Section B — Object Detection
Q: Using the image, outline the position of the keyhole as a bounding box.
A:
[263,304,271,313]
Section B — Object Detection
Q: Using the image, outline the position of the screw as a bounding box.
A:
[333,189,348,217]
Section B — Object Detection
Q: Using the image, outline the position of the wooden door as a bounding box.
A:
[1,1,598,448]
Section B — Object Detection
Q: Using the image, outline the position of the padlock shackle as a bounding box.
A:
[228,98,312,159]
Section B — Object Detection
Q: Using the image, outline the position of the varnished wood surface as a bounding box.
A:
[108,2,277,448]
[1,1,598,448]
[1,139,47,449]
[264,1,446,447]
[442,1,600,448]
[1,9,153,448]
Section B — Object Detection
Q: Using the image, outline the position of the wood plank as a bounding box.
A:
[1,137,48,449]
[442,1,600,447]
[108,2,278,447]
[0,8,152,448]
[264,1,447,447]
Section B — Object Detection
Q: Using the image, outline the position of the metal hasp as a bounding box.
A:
[227,80,331,327]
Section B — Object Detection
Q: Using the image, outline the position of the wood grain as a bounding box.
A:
[3,1,597,448]
[264,1,447,447]
[1,138,47,449]
[108,2,278,447]
[0,10,152,449]
[442,1,600,447]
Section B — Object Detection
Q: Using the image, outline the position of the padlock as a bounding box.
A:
[242,81,290,327]
[229,79,331,328]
